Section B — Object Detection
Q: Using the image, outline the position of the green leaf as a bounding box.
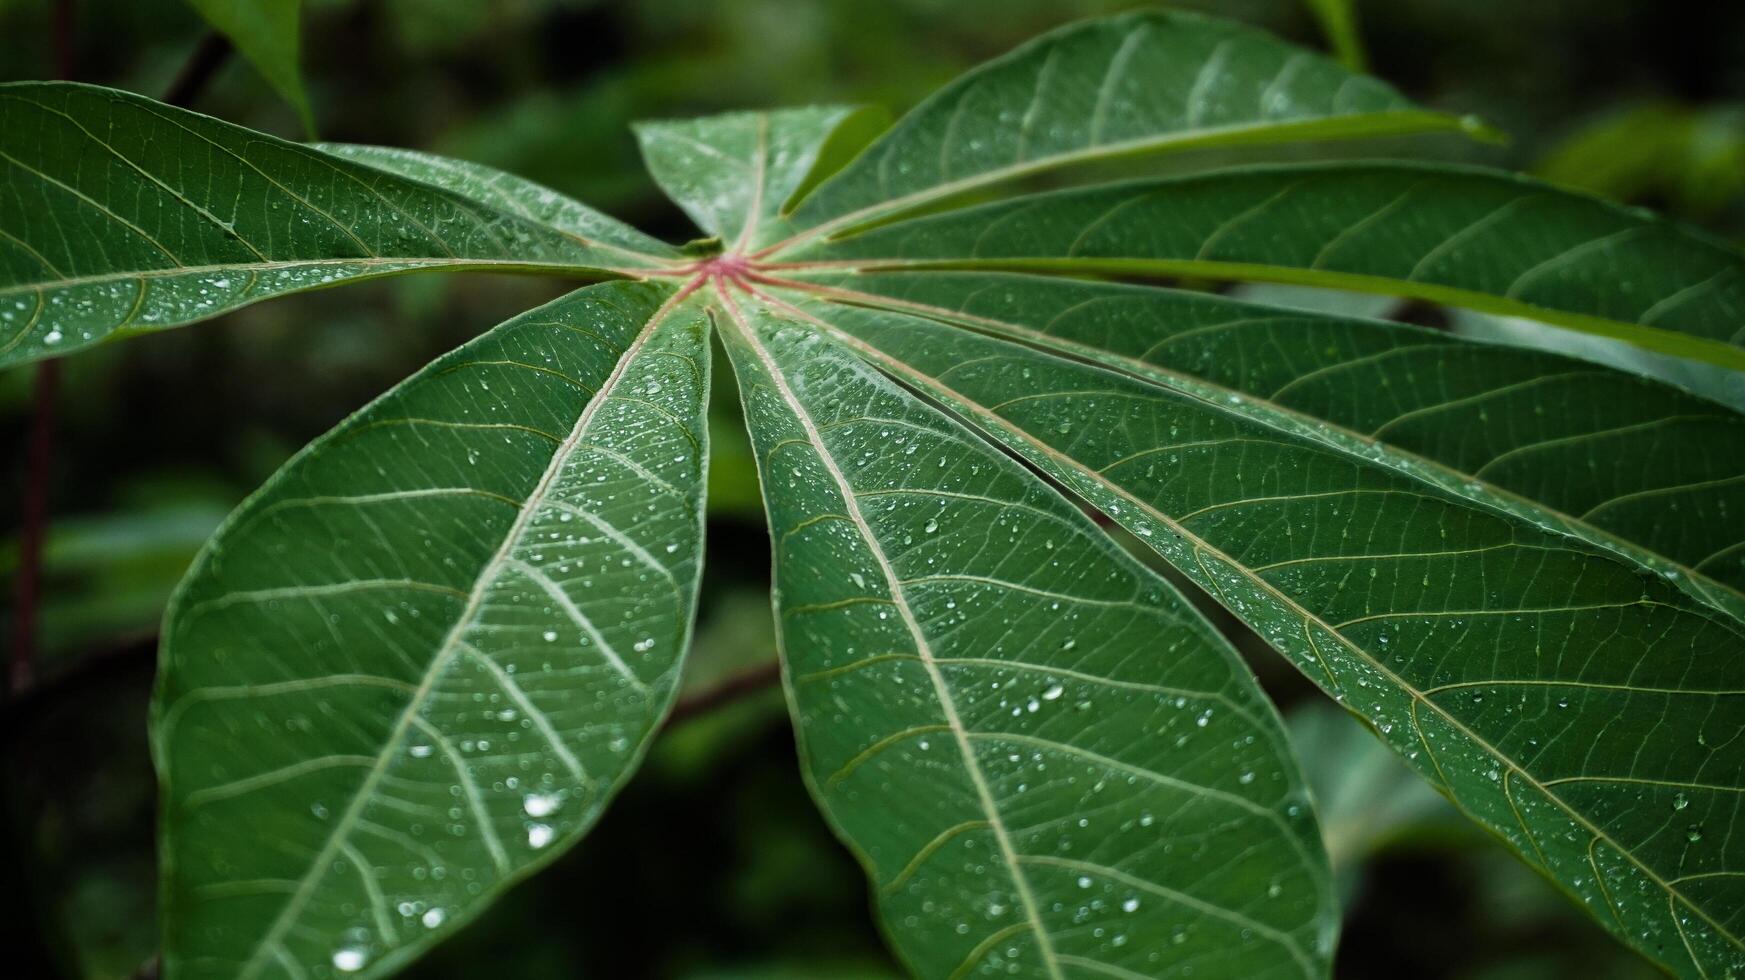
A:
[1302,0,1366,71]
[315,143,680,259]
[783,9,1484,240]
[767,278,1745,977]
[1286,702,1455,880]
[152,280,711,979]
[185,0,316,134]
[0,83,677,370]
[634,106,887,251]
[718,289,1334,978]
[802,271,1745,611]
[793,162,1745,371]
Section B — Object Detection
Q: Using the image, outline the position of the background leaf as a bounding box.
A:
[183,0,314,134]
[153,280,710,979]
[1302,0,1365,71]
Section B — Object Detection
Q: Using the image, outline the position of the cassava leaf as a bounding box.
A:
[32,7,1736,978]
[313,143,679,259]
[0,83,676,370]
[634,105,887,251]
[770,282,1745,978]
[718,289,1334,979]
[790,163,1745,371]
[782,8,1484,242]
[802,272,1745,613]
[185,0,315,134]
[152,280,710,979]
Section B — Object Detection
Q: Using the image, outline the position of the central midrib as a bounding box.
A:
[229,283,693,980]
[715,286,1066,980]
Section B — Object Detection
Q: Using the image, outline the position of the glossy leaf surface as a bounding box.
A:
[154,280,710,979]
[795,164,1745,369]
[804,271,1745,611]
[719,290,1333,979]
[785,9,1480,239]
[777,284,1745,978]
[635,106,886,251]
[0,83,674,368]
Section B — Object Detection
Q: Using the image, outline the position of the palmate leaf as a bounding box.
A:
[0,83,677,369]
[718,290,1333,978]
[153,280,710,978]
[13,5,1728,979]
[789,163,1745,371]
[758,281,1745,977]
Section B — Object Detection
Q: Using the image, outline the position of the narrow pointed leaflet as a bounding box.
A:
[719,289,1333,979]
[185,0,315,133]
[777,285,1745,978]
[154,280,711,979]
[800,271,1745,616]
[0,83,678,368]
[790,164,1745,370]
[635,106,887,252]
[782,8,1483,241]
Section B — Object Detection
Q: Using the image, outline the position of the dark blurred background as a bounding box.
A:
[3,0,1742,977]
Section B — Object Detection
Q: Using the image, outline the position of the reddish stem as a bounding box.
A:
[666,659,783,726]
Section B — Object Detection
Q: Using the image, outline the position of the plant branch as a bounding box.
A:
[9,24,235,702]
[666,659,783,726]
[163,31,232,109]
[8,363,58,697]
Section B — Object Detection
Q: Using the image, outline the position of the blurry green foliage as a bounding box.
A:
[183,0,315,132]
[1536,102,1745,225]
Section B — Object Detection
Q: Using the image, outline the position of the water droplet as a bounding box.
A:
[1041,684,1064,701]
[332,946,368,972]
[1122,897,1140,913]
[523,792,561,818]
[542,630,559,643]
[421,907,445,929]
[1687,825,1704,843]
[1673,793,1690,812]
[528,823,555,848]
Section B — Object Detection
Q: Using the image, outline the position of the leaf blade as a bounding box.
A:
[798,270,1745,614]
[718,289,1334,979]
[635,106,886,251]
[153,280,710,979]
[185,0,315,133]
[0,83,672,369]
[784,9,1484,240]
[314,143,682,260]
[787,287,1745,978]
[793,163,1745,370]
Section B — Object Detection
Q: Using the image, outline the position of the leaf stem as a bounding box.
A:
[163,32,233,110]
[666,659,783,726]
[9,362,56,696]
